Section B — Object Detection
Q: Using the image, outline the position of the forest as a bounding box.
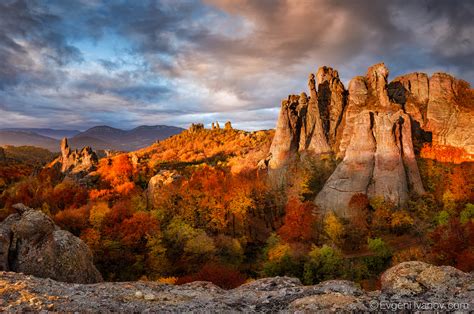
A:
[0,128,473,290]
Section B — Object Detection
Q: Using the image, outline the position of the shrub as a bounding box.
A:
[176,262,246,289]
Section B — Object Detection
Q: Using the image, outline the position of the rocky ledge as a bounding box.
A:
[0,262,472,312]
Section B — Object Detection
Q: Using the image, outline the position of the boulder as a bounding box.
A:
[148,170,182,206]
[0,203,102,284]
[381,261,472,298]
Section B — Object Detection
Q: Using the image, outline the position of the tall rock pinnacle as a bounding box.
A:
[265,62,472,217]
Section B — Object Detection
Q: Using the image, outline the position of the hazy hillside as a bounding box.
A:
[73,125,185,151]
[1,128,80,139]
[0,131,59,151]
[0,125,184,152]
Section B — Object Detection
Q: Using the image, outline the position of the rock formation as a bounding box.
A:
[55,138,98,174]
[426,73,474,154]
[147,170,182,206]
[189,123,205,133]
[224,121,233,130]
[0,262,472,312]
[268,62,473,217]
[0,203,102,284]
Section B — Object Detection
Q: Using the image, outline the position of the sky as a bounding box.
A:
[0,0,472,131]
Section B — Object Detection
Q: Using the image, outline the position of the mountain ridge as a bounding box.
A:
[0,125,184,152]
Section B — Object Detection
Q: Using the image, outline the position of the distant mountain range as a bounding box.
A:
[0,125,184,152]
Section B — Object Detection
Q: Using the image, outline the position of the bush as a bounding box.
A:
[176,262,246,289]
[303,245,344,285]
[364,238,392,275]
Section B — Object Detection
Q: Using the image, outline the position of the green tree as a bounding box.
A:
[303,245,344,285]
[460,203,474,224]
[364,238,392,275]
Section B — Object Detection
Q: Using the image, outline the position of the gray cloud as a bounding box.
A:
[0,0,472,130]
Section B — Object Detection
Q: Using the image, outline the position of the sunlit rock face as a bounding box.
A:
[426,73,474,155]
[267,62,472,217]
[58,137,98,174]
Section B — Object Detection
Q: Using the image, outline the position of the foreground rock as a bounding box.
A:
[0,203,102,284]
[0,262,472,312]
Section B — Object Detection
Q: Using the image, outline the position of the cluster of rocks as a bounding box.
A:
[48,138,98,174]
[189,121,234,133]
[267,63,473,217]
[0,261,472,312]
[0,203,102,284]
[188,123,205,133]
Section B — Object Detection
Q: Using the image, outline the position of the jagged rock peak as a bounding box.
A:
[0,203,102,284]
[57,137,98,174]
[189,123,204,133]
[224,121,233,130]
[316,66,346,146]
[366,62,392,109]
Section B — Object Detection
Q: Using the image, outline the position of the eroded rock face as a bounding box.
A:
[268,96,303,169]
[268,62,472,216]
[316,66,346,146]
[427,73,474,154]
[0,262,472,312]
[0,204,102,284]
[316,64,424,215]
[389,72,429,127]
[58,138,98,174]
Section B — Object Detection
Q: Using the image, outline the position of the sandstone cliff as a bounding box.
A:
[267,63,473,217]
[0,204,102,284]
[0,262,472,312]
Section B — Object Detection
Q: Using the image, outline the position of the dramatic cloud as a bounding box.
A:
[0,0,472,130]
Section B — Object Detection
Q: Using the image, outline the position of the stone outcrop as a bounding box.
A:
[224,121,233,130]
[0,203,102,284]
[189,123,204,133]
[268,62,473,216]
[56,138,98,174]
[267,67,340,169]
[148,170,182,206]
[0,262,472,312]
[315,64,424,215]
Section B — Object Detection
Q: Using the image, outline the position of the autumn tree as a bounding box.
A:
[278,198,317,243]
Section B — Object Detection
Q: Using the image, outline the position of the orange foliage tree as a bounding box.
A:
[278,198,317,243]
